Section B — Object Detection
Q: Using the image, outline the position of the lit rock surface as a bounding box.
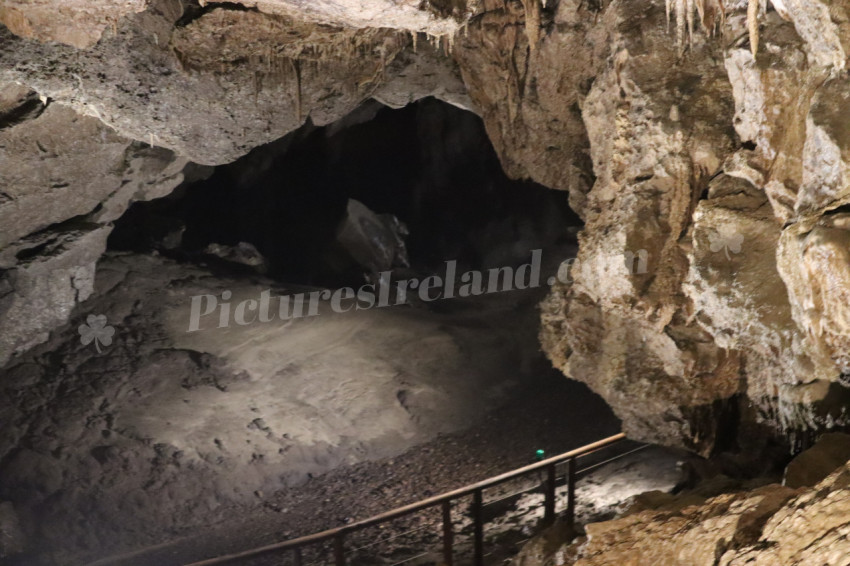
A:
[206,0,473,35]
[0,1,471,166]
[0,226,110,367]
[0,101,188,248]
[0,85,191,367]
[514,458,850,565]
[0,0,472,49]
[539,0,740,455]
[0,0,147,48]
[0,252,542,561]
[539,0,850,453]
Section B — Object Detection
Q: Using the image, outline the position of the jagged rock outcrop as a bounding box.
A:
[0,0,472,166]
[0,82,192,366]
[0,98,188,249]
[535,0,741,455]
[454,0,605,215]
[0,0,148,48]
[535,0,850,454]
[514,455,850,565]
[0,226,110,368]
[0,0,473,49]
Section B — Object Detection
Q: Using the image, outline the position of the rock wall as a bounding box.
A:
[500,0,850,453]
[514,436,850,565]
[0,85,192,366]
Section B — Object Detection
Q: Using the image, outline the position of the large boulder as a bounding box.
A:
[783,433,850,488]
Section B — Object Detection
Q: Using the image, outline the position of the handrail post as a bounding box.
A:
[293,547,303,566]
[543,463,556,526]
[442,500,454,566]
[566,457,576,529]
[472,489,484,566]
[334,533,346,566]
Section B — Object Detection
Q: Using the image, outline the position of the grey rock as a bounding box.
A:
[0,225,110,367]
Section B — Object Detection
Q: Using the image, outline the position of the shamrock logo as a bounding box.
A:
[78,314,115,353]
[708,225,744,260]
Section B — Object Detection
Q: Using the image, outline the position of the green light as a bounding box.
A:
[535,449,545,460]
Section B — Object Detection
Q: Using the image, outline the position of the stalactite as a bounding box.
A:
[748,0,760,57]
[676,0,686,54]
[523,0,542,52]
[667,0,727,54]
[290,58,302,123]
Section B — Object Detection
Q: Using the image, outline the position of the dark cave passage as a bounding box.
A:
[109,98,580,287]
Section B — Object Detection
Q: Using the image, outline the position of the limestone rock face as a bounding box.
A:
[579,462,850,565]
[0,5,401,166]
[0,0,469,166]
[0,0,471,49]
[0,82,191,367]
[0,101,188,248]
[0,226,110,368]
[454,0,608,215]
[0,0,147,48]
[515,458,850,565]
[783,432,850,488]
[536,0,850,452]
[538,0,741,454]
[203,0,474,35]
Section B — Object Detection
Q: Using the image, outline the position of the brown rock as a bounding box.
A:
[784,433,850,488]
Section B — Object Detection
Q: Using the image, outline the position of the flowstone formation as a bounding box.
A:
[535,0,850,456]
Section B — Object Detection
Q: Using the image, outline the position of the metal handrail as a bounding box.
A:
[185,432,627,566]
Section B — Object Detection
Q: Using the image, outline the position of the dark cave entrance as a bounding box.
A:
[109,97,581,287]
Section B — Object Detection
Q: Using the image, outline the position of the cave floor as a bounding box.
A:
[2,250,681,566]
[90,371,681,566]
